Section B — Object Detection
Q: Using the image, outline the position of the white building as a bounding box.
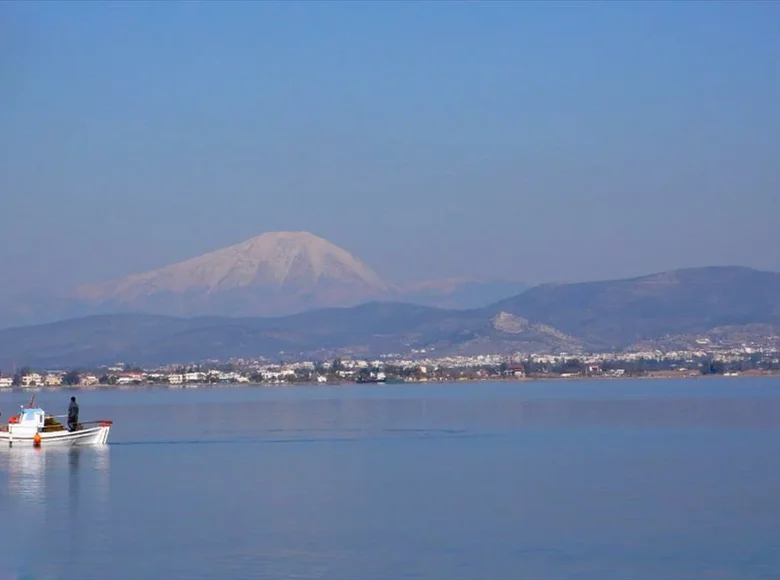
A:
[21,373,43,387]
[116,372,145,385]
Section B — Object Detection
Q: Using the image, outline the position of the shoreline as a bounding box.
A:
[1,371,778,393]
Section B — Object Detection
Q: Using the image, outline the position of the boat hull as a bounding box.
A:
[0,425,111,446]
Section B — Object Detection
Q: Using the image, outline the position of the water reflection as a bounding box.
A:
[6,448,46,505]
[83,446,112,564]
[93,446,111,507]
[69,448,80,520]
[3,446,111,507]
[65,446,111,502]
[69,446,81,471]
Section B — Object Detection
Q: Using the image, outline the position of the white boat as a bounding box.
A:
[0,399,112,447]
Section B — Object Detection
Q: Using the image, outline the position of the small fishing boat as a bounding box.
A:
[0,396,112,447]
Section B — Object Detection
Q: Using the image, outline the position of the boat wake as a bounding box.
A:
[111,428,486,447]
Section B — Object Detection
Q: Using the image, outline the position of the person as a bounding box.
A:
[67,396,79,432]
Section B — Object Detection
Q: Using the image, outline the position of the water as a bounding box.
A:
[2,378,780,579]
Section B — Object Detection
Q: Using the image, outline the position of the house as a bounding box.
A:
[44,374,63,387]
[80,374,99,386]
[0,377,12,388]
[217,372,249,383]
[512,364,526,378]
[21,373,43,387]
[117,372,145,385]
[168,374,184,385]
[503,364,525,378]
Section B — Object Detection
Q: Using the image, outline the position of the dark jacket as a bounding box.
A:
[68,401,79,422]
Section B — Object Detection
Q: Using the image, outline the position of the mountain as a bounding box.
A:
[0,233,530,327]
[73,231,393,318]
[487,266,780,349]
[0,265,777,369]
[0,232,526,327]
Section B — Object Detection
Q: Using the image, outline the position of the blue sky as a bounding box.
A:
[1,0,778,293]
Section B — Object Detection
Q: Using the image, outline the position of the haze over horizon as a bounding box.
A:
[2,1,778,298]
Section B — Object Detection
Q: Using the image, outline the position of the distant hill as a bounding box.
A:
[0,303,581,369]
[0,306,459,369]
[487,266,780,349]
[0,266,777,369]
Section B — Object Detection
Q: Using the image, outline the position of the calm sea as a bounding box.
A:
[2,378,780,580]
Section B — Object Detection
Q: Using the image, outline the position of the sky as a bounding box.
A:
[1,0,778,295]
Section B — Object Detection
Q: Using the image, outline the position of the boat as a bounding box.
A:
[0,396,112,447]
[356,372,387,384]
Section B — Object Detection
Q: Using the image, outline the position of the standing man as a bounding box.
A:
[67,396,79,432]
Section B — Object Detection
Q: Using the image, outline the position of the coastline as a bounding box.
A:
[1,369,778,393]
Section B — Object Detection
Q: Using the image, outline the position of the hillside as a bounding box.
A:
[0,266,777,369]
[488,266,780,349]
[0,305,458,369]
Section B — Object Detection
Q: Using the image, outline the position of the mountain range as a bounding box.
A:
[0,231,527,327]
[0,265,778,370]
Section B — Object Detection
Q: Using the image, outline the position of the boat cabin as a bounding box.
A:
[5,408,46,436]
[19,408,46,429]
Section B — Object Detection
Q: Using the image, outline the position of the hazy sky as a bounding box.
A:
[1,1,778,294]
